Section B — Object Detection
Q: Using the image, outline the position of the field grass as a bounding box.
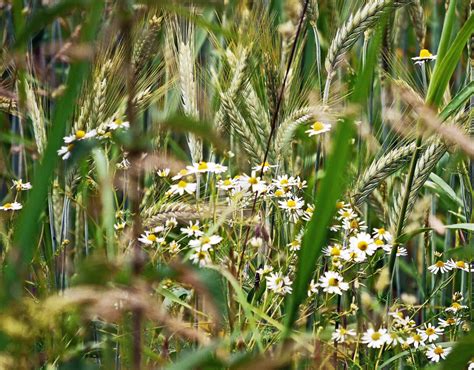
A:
[0,0,473,368]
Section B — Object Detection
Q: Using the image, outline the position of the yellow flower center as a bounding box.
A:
[115,118,123,125]
[375,239,384,246]
[371,332,381,341]
[419,49,432,58]
[248,177,258,185]
[425,328,435,336]
[312,121,324,131]
[191,225,199,231]
[456,261,466,268]
[280,179,289,185]
[413,334,422,341]
[147,234,156,242]
[201,236,211,244]
[433,346,444,355]
[358,241,368,251]
[350,220,359,228]
[446,318,455,325]
[287,200,296,208]
[336,201,344,209]
[178,180,187,188]
[75,130,86,139]
[378,228,385,235]
[198,162,208,170]
[328,277,339,287]
[179,169,188,176]
[275,189,284,197]
[3,203,12,209]
[451,302,461,309]
[435,261,445,268]
[331,247,341,256]
[223,179,232,186]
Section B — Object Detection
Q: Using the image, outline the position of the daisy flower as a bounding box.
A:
[157,168,170,177]
[349,232,377,257]
[405,333,426,349]
[338,207,356,220]
[307,279,318,296]
[0,202,22,211]
[386,332,405,347]
[341,249,366,263]
[138,231,163,245]
[12,179,32,191]
[318,271,349,295]
[383,245,408,257]
[417,323,443,343]
[190,247,212,267]
[180,221,204,237]
[428,260,453,274]
[186,161,214,174]
[412,49,437,65]
[373,227,392,242]
[168,240,180,254]
[447,259,473,272]
[272,175,298,189]
[189,234,222,251]
[278,196,305,222]
[172,169,191,181]
[256,264,273,276]
[426,345,451,363]
[361,328,389,348]
[63,129,97,144]
[168,180,197,196]
[57,144,75,160]
[323,244,343,258]
[252,161,276,173]
[239,173,267,194]
[445,301,468,313]
[305,121,331,137]
[106,117,130,131]
[288,238,301,251]
[438,317,461,328]
[342,217,367,233]
[265,272,292,296]
[217,177,236,191]
[331,328,356,343]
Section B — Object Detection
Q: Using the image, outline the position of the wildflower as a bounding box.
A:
[168,240,180,254]
[302,204,314,221]
[417,323,443,343]
[278,196,304,222]
[318,271,349,295]
[189,235,222,251]
[406,333,426,349]
[138,231,163,245]
[295,176,307,189]
[114,222,126,231]
[331,328,356,343]
[383,244,408,257]
[172,169,191,181]
[426,345,451,363]
[305,121,331,136]
[190,247,212,267]
[180,221,203,237]
[445,301,468,313]
[117,157,131,170]
[373,227,392,242]
[438,317,461,328]
[57,144,75,160]
[157,168,170,177]
[217,177,236,191]
[239,173,267,194]
[307,279,318,296]
[0,202,22,211]
[12,179,32,191]
[249,237,264,248]
[168,180,197,196]
[256,264,273,276]
[447,259,473,272]
[412,49,437,65]
[266,272,292,296]
[107,117,130,131]
[362,328,389,348]
[186,161,214,174]
[338,207,356,220]
[63,129,97,144]
[272,175,298,189]
[323,244,343,258]
[386,332,405,347]
[349,232,377,257]
[342,217,367,233]
[341,249,366,263]
[252,162,276,173]
[165,217,177,229]
[428,260,452,274]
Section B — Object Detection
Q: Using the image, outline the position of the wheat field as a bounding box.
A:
[0,0,473,368]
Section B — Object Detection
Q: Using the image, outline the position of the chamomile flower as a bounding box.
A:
[288,238,301,251]
[338,207,356,220]
[217,178,236,191]
[362,328,390,348]
[445,301,468,313]
[373,227,392,242]
[406,333,426,349]
[189,234,222,251]
[302,204,315,221]
[256,264,273,276]
[168,240,180,254]
[157,168,170,177]
[341,248,366,263]
[114,222,126,231]
[417,323,443,343]
[0,202,22,211]
[165,217,177,229]
[168,180,197,196]
[447,259,473,272]
[272,175,298,189]
[63,129,97,144]
[186,161,214,174]
[180,221,204,237]
[190,247,212,267]
[307,279,319,296]
[57,144,74,160]
[12,179,32,191]
[428,260,453,274]
[386,332,405,347]
[383,245,408,257]
[305,121,331,137]
[323,244,343,258]
[349,232,377,257]
[138,231,163,245]
[426,345,451,363]
[412,49,437,65]
[342,217,367,233]
[106,117,130,131]
[212,163,228,173]
[278,196,305,222]
[331,328,356,343]
[318,271,349,295]
[266,272,292,295]
[252,162,276,173]
[239,173,268,194]
[438,317,461,328]
[172,169,191,181]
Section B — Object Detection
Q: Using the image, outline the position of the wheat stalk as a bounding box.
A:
[144,202,205,225]
[133,15,163,76]
[352,141,417,206]
[408,0,426,47]
[25,80,46,155]
[323,0,411,103]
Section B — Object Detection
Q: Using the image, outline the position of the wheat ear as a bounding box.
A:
[132,15,163,76]
[408,0,426,47]
[25,80,46,155]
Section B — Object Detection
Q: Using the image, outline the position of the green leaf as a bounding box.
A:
[445,223,474,231]
[439,81,474,121]
[442,333,474,369]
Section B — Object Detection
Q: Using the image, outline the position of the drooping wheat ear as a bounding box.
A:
[273,107,313,159]
[132,15,163,76]
[143,202,206,226]
[220,93,264,164]
[0,96,16,114]
[368,189,388,223]
[323,0,411,103]
[214,47,249,133]
[25,81,46,155]
[408,0,426,47]
[352,141,417,206]
[390,142,446,231]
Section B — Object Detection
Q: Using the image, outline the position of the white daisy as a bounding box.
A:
[361,328,389,348]
[239,173,267,194]
[417,323,443,343]
[307,279,319,296]
[305,121,331,137]
[447,259,473,272]
[180,221,203,237]
[57,144,74,160]
[272,175,298,189]
[63,129,97,144]
[278,196,305,222]
[349,232,377,257]
[0,202,22,211]
[190,247,212,267]
[426,345,450,363]
[265,272,292,296]
[106,117,130,131]
[171,169,191,181]
[138,231,163,245]
[331,328,356,343]
[252,161,276,173]
[445,301,468,313]
[189,235,222,251]
[256,264,273,276]
[168,180,197,196]
[412,49,437,65]
[323,244,343,258]
[157,168,170,177]
[428,260,453,274]
[405,333,426,349]
[12,179,32,191]
[318,271,349,295]
[372,227,392,242]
